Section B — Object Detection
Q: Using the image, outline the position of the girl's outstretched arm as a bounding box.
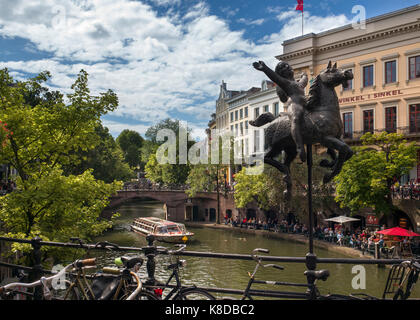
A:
[252,61,290,90]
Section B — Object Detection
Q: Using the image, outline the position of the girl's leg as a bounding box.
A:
[290,103,306,162]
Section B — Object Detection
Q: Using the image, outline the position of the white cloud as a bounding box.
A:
[0,2,352,139]
[237,18,265,26]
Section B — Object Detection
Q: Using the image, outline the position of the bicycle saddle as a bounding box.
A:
[120,256,144,269]
[304,269,330,281]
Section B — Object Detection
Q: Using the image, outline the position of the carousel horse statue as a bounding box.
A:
[250,60,354,201]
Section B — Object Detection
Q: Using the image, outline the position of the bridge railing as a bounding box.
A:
[0,236,418,300]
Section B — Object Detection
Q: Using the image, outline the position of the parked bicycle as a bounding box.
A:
[140,235,216,300]
[223,248,364,300]
[0,258,97,300]
[349,259,420,300]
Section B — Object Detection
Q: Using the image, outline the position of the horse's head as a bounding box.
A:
[318,61,353,89]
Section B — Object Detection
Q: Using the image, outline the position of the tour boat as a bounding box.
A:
[130,217,194,243]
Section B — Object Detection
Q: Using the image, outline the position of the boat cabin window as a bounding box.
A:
[156,226,168,234]
[167,225,180,233]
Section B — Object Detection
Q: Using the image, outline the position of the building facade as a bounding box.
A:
[276,4,420,231]
[277,4,420,183]
[226,86,261,161]
[215,81,241,133]
[248,81,282,156]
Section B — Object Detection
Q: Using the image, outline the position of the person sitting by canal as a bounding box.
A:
[377,235,384,249]
[241,217,247,228]
[349,234,356,248]
[252,60,309,162]
[336,231,343,246]
[328,228,334,242]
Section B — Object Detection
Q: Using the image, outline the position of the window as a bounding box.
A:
[235,110,238,121]
[240,122,243,136]
[363,65,374,87]
[245,120,248,130]
[363,109,374,134]
[230,125,233,132]
[274,103,279,116]
[409,104,420,133]
[263,105,269,113]
[385,61,396,84]
[254,130,260,152]
[240,109,243,119]
[235,124,238,136]
[254,107,260,119]
[385,107,397,133]
[343,71,353,91]
[230,112,233,122]
[245,138,249,156]
[409,56,420,80]
[245,107,248,117]
[342,112,353,139]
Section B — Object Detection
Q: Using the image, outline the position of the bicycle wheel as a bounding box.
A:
[174,288,216,300]
[134,291,159,300]
[393,288,405,300]
[319,294,364,300]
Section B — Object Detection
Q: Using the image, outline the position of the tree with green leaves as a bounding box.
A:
[116,129,144,169]
[186,134,233,224]
[233,165,284,211]
[144,119,192,185]
[63,123,133,183]
[233,153,336,222]
[0,68,122,259]
[334,132,418,217]
[145,118,190,144]
[140,139,159,169]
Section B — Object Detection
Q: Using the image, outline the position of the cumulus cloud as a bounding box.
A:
[0,1,352,139]
[237,18,265,26]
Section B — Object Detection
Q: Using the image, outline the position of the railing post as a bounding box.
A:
[30,237,43,300]
[305,144,318,299]
[144,235,156,286]
[375,242,385,268]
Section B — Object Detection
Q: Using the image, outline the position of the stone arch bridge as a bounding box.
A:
[103,189,235,223]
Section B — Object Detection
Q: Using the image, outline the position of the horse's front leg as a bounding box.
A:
[319,148,337,168]
[320,136,353,184]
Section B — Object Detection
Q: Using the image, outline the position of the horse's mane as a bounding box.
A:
[305,75,321,110]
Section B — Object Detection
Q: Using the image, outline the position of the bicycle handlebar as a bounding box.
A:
[94,241,120,250]
[264,264,284,270]
[74,258,96,268]
[0,262,74,295]
[251,248,269,262]
[168,244,186,254]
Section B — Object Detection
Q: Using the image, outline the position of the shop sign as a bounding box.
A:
[366,215,379,226]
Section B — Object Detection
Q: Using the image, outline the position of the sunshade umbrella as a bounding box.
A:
[376,227,420,237]
[324,215,361,224]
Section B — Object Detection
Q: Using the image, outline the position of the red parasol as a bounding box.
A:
[376,227,420,237]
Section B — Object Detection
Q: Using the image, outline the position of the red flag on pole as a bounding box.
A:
[296,0,303,12]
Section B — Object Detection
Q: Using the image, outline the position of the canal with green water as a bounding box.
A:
[93,200,420,299]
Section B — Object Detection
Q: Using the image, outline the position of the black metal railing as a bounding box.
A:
[0,236,419,300]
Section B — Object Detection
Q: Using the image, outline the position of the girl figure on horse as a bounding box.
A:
[253,60,308,162]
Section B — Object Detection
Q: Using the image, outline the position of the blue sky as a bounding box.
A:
[0,0,419,140]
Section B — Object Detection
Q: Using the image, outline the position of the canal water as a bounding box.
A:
[92,200,420,299]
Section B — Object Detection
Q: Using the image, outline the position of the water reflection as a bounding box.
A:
[92,200,419,299]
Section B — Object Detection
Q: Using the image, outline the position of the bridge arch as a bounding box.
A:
[104,190,234,223]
